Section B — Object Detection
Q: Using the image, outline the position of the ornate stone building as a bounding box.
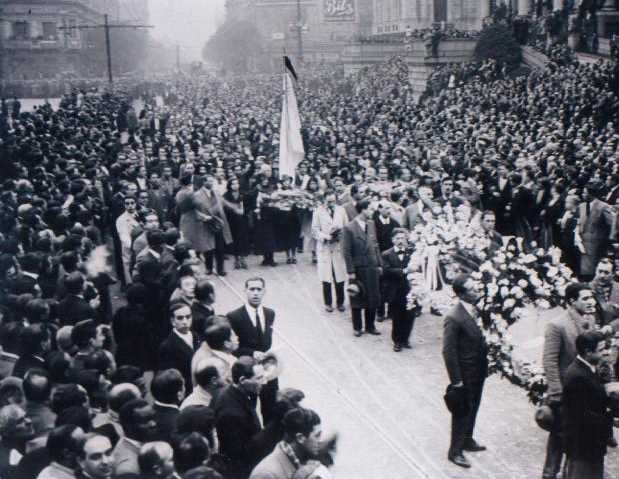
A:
[373,0,489,33]
[225,0,374,66]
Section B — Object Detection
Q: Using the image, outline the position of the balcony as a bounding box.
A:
[4,37,82,50]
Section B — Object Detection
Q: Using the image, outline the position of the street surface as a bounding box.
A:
[211,254,619,479]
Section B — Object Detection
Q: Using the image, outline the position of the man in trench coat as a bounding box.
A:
[312,190,349,313]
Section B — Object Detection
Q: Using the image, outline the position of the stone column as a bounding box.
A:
[517,0,529,16]
[480,0,490,18]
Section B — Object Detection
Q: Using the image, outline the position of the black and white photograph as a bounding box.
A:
[1,0,619,477]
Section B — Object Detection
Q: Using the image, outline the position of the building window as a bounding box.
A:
[42,22,57,39]
[12,21,30,39]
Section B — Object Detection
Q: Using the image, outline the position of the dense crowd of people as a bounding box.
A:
[0,31,619,477]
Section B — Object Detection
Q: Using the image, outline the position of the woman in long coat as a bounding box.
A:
[223,176,250,269]
[176,173,201,249]
[312,192,348,311]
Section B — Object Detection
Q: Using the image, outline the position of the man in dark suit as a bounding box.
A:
[562,331,612,479]
[442,274,488,469]
[374,201,401,321]
[158,303,200,396]
[342,197,383,337]
[57,272,98,327]
[12,324,50,379]
[480,210,503,257]
[436,177,465,208]
[226,277,277,424]
[9,252,41,296]
[150,369,184,442]
[381,228,417,352]
[213,357,267,479]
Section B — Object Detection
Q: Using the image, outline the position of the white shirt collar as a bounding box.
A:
[378,215,390,224]
[154,400,180,410]
[22,271,39,280]
[577,355,596,373]
[148,248,161,259]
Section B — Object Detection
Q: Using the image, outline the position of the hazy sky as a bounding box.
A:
[149,0,226,60]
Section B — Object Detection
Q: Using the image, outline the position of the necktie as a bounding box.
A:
[253,308,263,344]
[328,207,334,218]
[585,201,591,219]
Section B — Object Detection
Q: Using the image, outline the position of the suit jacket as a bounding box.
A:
[158,331,200,395]
[25,401,56,436]
[380,247,410,305]
[213,385,264,479]
[442,302,488,385]
[342,201,357,224]
[113,436,141,479]
[373,213,400,252]
[153,403,179,442]
[562,359,611,461]
[227,306,275,358]
[249,443,295,479]
[12,354,46,379]
[342,218,382,309]
[542,308,595,399]
[57,294,97,326]
[8,273,39,296]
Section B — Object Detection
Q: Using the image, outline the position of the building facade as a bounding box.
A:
[225,0,374,66]
[0,0,150,81]
[373,0,489,34]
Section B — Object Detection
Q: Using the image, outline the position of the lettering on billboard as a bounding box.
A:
[323,0,355,21]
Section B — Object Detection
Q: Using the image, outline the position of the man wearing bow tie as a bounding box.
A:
[381,229,416,352]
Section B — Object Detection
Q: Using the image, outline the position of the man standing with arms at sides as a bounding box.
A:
[115,195,140,287]
[562,331,612,479]
[311,190,348,313]
[442,274,488,469]
[381,228,417,352]
[226,278,278,424]
[541,283,619,479]
[342,197,383,337]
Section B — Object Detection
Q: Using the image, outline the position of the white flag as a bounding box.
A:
[278,71,304,179]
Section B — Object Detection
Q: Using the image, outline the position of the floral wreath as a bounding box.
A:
[407,205,578,405]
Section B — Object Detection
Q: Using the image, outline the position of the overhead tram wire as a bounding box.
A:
[58,13,153,83]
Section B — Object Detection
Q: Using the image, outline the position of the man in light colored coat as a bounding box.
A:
[312,191,348,313]
[541,283,619,479]
[250,408,326,479]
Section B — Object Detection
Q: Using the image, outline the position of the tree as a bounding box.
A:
[474,23,523,70]
[202,20,264,73]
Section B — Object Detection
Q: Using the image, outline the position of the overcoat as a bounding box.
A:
[311,204,348,283]
[342,217,382,309]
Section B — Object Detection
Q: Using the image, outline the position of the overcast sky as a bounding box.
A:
[149,0,226,60]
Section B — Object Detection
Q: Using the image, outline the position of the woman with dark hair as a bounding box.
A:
[253,175,278,267]
[223,176,250,269]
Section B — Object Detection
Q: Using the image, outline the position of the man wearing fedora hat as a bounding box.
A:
[342,197,382,337]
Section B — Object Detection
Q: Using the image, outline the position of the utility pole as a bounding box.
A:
[59,14,153,83]
[296,0,303,63]
[104,14,113,83]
